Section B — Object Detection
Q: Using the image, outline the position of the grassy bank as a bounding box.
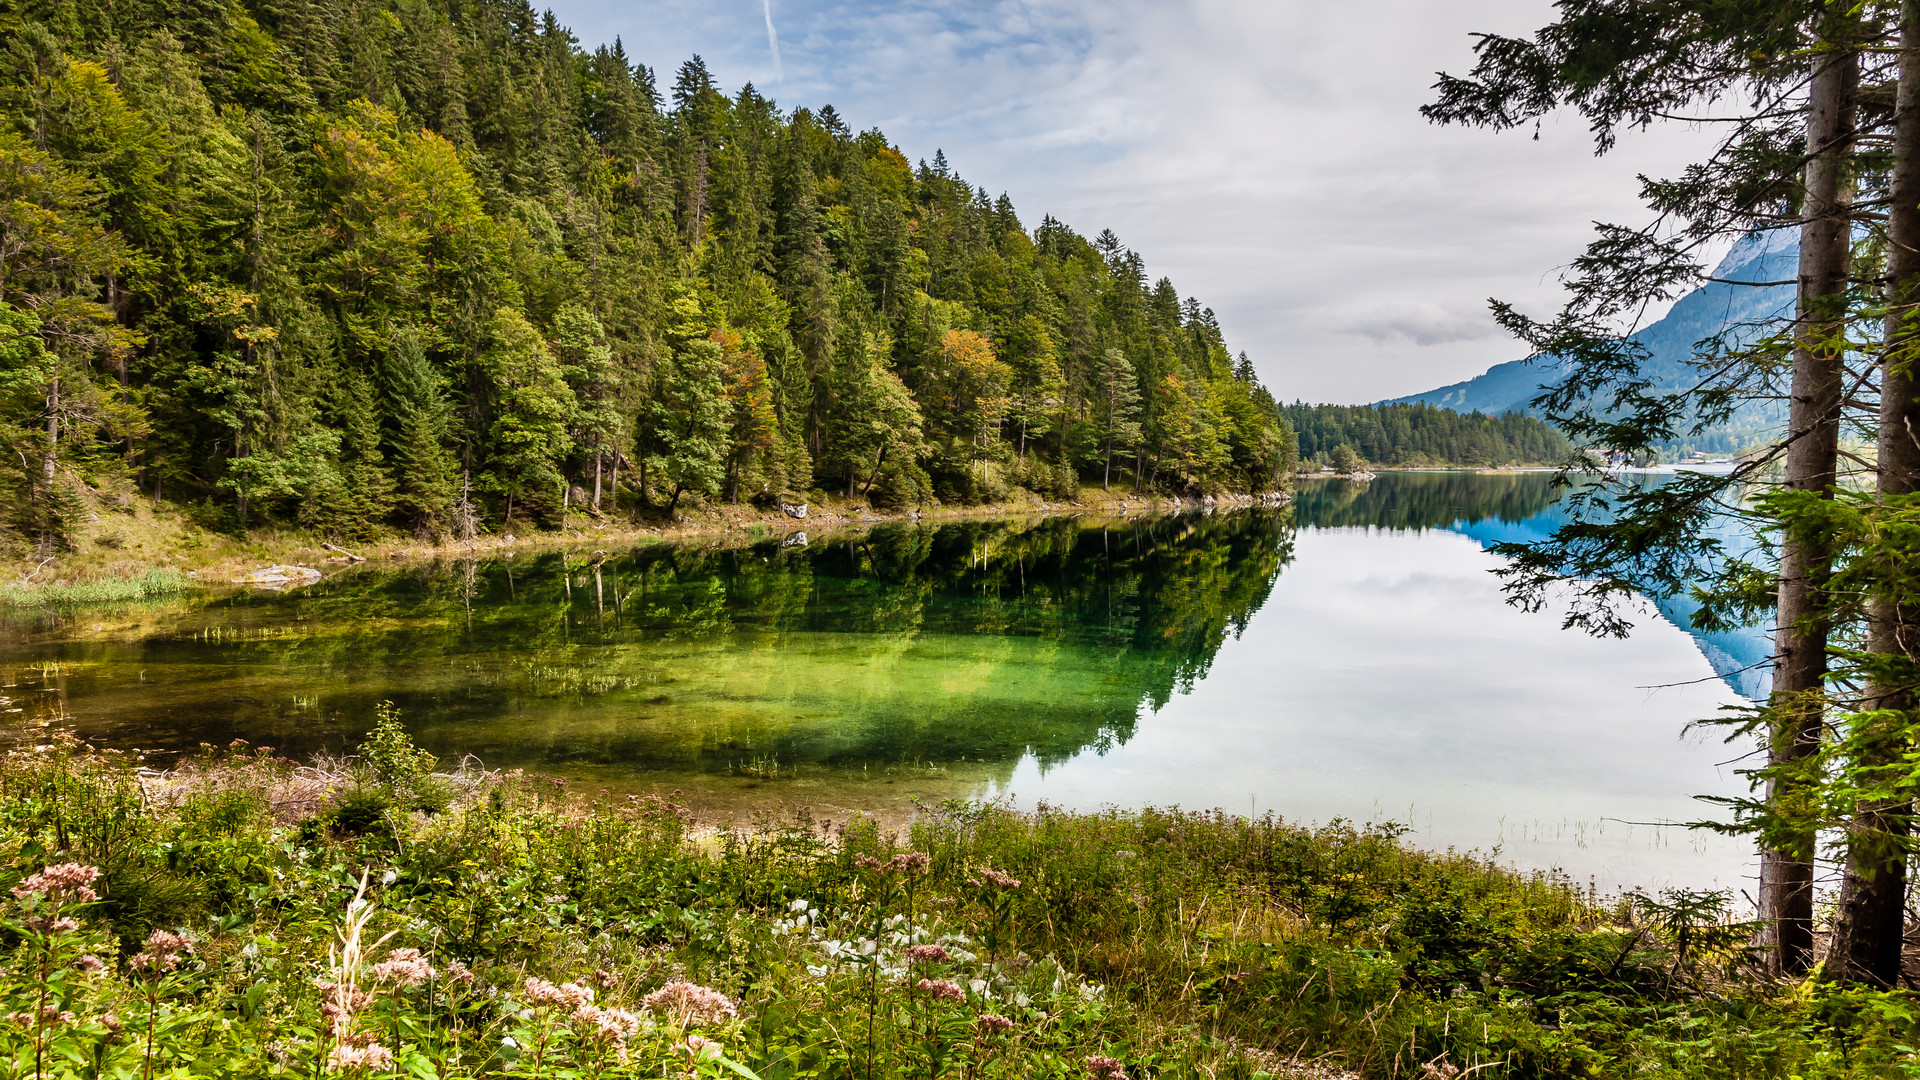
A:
[0,726,1912,1079]
[0,484,1279,607]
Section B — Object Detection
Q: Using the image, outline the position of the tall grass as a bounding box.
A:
[0,567,192,607]
[0,733,1911,1078]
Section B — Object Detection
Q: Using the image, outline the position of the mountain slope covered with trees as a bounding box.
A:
[1280,402,1570,469]
[0,0,1295,554]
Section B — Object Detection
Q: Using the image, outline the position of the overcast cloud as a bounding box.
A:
[548,0,1721,404]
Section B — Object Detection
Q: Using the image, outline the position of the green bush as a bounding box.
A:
[0,744,1909,1078]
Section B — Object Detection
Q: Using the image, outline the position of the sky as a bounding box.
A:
[546,0,1723,405]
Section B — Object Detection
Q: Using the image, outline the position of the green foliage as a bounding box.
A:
[1282,401,1572,469]
[0,5,1301,547]
[0,743,1907,1079]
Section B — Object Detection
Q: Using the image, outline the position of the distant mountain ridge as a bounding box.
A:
[1381,232,1798,452]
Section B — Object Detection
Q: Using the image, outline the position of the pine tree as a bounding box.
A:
[1093,348,1141,492]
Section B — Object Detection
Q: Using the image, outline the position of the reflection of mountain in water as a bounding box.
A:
[11,512,1297,776]
[1295,472,1772,700]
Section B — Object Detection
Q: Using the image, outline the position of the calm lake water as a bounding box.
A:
[0,472,1758,891]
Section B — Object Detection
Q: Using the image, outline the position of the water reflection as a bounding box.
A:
[0,475,1758,888]
[1,512,1293,787]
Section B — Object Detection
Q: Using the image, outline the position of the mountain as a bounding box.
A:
[1383,232,1798,452]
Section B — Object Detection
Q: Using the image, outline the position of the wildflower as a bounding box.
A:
[327,1041,394,1071]
[1419,1063,1462,1080]
[1084,1055,1129,1080]
[369,947,434,988]
[10,1006,77,1027]
[854,851,933,877]
[906,944,950,964]
[977,867,1021,890]
[25,915,80,933]
[11,863,102,903]
[642,980,737,1027]
[571,1004,642,1059]
[443,960,476,986]
[74,954,106,975]
[130,929,193,975]
[524,977,594,1009]
[672,1035,723,1062]
[317,981,373,1038]
[592,967,618,990]
[99,1012,124,1034]
[977,1013,1015,1034]
[916,978,965,1002]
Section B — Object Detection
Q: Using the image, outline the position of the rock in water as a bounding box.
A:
[239,565,322,589]
[781,502,808,520]
[782,531,809,547]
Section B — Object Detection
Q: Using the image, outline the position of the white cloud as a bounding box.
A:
[549,0,1721,403]
[1332,303,1502,347]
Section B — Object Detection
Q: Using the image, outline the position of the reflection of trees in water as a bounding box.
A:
[18,511,1298,776]
[1290,472,1562,531]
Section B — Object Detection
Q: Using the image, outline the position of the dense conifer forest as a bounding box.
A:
[1280,402,1570,469]
[0,0,1298,553]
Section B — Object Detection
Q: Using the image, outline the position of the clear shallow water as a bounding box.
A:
[0,473,1756,891]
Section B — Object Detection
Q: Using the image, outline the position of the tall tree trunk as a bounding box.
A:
[42,375,57,486]
[1762,21,1859,978]
[593,454,603,513]
[1829,0,1920,987]
[608,453,620,513]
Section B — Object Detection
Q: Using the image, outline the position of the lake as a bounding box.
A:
[0,472,1758,892]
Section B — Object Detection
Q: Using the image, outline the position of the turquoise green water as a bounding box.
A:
[0,512,1291,805]
[0,473,1756,888]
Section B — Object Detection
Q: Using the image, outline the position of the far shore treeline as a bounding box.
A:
[1281,402,1570,469]
[0,0,1315,555]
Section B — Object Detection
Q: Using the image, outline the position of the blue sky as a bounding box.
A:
[547,1,1718,404]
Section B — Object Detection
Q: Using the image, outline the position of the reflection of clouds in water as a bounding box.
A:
[991,525,1753,894]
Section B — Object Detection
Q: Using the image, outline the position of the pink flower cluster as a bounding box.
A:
[1084,1055,1129,1080]
[130,930,194,975]
[6,1005,76,1028]
[327,1041,394,1072]
[317,980,373,1041]
[641,980,737,1027]
[916,978,965,1002]
[976,1013,1015,1034]
[854,851,932,877]
[672,1035,723,1062]
[369,948,434,988]
[570,1003,642,1059]
[11,863,101,903]
[977,867,1022,890]
[525,977,596,1010]
[905,944,950,964]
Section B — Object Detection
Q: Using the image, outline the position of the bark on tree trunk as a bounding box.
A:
[593,454,603,514]
[42,375,58,486]
[1828,0,1920,987]
[1762,22,1859,979]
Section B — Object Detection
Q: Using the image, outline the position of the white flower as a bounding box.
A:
[788,898,810,914]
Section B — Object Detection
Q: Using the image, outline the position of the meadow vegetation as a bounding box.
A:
[0,718,1911,1079]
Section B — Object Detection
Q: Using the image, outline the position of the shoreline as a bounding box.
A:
[2,484,1291,606]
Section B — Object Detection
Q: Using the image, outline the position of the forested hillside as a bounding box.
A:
[1281,402,1570,468]
[0,0,1294,554]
